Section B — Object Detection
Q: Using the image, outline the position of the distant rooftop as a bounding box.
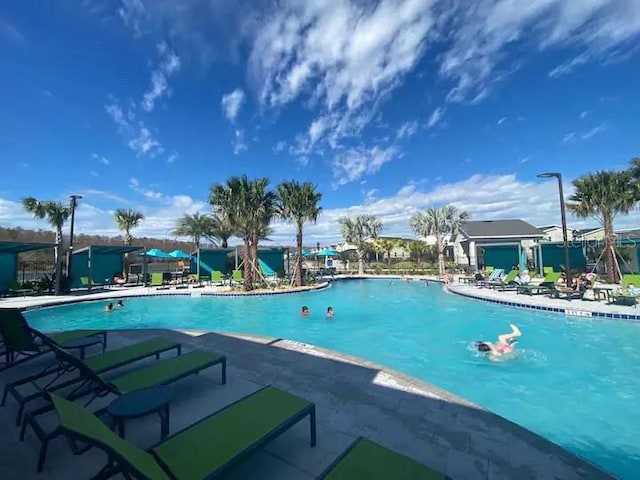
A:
[459,219,543,239]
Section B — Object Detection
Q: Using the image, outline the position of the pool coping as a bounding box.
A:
[446,283,640,322]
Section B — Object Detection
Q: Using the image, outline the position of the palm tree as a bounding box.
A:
[410,206,470,276]
[247,178,278,287]
[113,209,145,280]
[172,212,216,250]
[22,197,71,295]
[338,215,382,274]
[277,180,322,286]
[211,213,234,248]
[373,238,398,268]
[567,170,636,283]
[407,240,428,266]
[210,176,277,289]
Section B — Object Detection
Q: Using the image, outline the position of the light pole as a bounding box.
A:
[537,172,571,287]
[66,195,82,287]
[316,241,320,271]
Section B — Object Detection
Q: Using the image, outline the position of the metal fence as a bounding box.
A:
[16,260,56,283]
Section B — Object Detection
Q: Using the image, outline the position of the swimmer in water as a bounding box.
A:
[476,324,521,358]
[300,306,310,317]
[326,307,334,318]
[116,300,124,308]
[104,302,114,312]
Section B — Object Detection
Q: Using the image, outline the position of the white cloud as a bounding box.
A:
[141,44,181,112]
[92,153,110,165]
[90,171,99,177]
[128,124,163,157]
[582,124,605,140]
[0,18,27,47]
[331,145,398,189]
[364,188,379,204]
[129,177,163,200]
[273,141,287,152]
[440,0,640,102]
[232,129,247,155]
[105,102,131,130]
[221,88,245,122]
[41,89,53,97]
[396,120,419,139]
[166,152,178,164]
[579,110,589,119]
[426,107,444,129]
[562,131,577,144]
[497,116,507,126]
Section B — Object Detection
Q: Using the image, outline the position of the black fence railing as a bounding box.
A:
[16,260,56,284]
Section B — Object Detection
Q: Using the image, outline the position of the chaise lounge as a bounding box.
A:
[47,385,316,478]
[319,437,450,480]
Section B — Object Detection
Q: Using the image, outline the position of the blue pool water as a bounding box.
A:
[26,279,640,478]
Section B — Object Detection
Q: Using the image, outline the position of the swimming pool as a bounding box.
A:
[26,279,640,478]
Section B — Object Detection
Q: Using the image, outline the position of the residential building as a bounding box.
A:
[453,219,544,271]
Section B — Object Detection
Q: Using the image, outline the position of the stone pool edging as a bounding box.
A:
[14,281,332,312]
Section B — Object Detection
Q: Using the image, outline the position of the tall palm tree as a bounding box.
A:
[338,215,382,274]
[113,209,145,280]
[410,206,470,276]
[114,209,145,245]
[210,176,277,289]
[248,178,278,287]
[172,212,216,250]
[277,180,322,286]
[22,197,71,295]
[567,170,636,283]
[373,238,398,268]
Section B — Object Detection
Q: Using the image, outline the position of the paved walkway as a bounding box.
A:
[0,329,612,479]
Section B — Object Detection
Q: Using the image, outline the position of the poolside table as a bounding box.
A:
[592,286,614,302]
[108,386,173,440]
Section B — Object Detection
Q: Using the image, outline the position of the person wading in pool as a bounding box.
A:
[476,324,522,359]
[300,306,310,317]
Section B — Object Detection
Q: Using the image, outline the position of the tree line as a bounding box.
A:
[14,156,640,293]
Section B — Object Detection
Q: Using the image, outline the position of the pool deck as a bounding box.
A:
[0,329,613,479]
[446,281,640,320]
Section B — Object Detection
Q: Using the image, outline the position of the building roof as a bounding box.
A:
[459,220,543,239]
[73,245,144,255]
[616,229,640,241]
[576,227,603,235]
[0,241,55,254]
[539,225,562,231]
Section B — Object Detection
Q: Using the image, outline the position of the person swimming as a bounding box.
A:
[300,306,310,317]
[104,302,114,312]
[476,324,521,358]
[116,300,124,308]
[326,307,334,318]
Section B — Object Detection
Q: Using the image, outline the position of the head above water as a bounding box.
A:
[475,341,491,353]
[301,306,309,313]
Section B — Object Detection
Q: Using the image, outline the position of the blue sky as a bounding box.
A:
[1,0,639,244]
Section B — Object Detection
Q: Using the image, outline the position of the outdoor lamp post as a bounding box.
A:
[537,172,571,287]
[66,195,82,284]
[316,242,320,270]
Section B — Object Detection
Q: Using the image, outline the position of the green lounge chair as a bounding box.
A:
[231,269,243,284]
[3,334,181,426]
[151,272,170,290]
[319,437,450,480]
[543,266,554,275]
[79,277,109,289]
[0,308,108,372]
[622,274,640,289]
[44,385,314,477]
[211,270,224,285]
[516,272,562,295]
[22,344,226,472]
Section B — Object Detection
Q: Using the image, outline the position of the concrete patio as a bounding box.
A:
[0,328,612,479]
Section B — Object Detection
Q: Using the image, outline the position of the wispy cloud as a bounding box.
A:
[128,124,163,157]
[221,88,245,122]
[331,145,398,189]
[497,116,508,126]
[579,111,589,120]
[232,129,247,155]
[562,132,577,144]
[41,89,53,97]
[581,124,605,140]
[129,177,163,200]
[396,121,419,139]
[166,152,178,164]
[141,42,181,112]
[273,141,287,153]
[0,18,27,47]
[92,153,110,165]
[105,98,163,157]
[426,107,444,129]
